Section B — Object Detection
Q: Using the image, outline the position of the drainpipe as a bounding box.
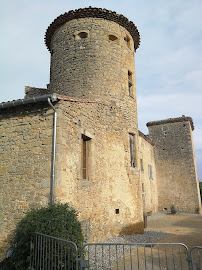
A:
[48,98,57,204]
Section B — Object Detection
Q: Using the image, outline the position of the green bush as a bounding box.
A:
[0,203,83,270]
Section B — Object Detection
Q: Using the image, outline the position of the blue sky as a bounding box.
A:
[1,0,202,180]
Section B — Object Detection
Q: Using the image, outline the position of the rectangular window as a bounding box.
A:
[81,135,90,180]
[129,133,136,167]
[128,71,133,97]
[142,183,144,193]
[124,35,131,49]
[140,158,144,171]
[148,165,153,180]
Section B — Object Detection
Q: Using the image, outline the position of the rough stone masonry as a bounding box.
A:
[0,7,201,257]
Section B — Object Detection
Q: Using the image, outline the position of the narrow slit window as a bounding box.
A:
[140,159,144,171]
[148,165,153,180]
[142,183,144,193]
[124,35,131,49]
[81,135,90,179]
[129,133,136,167]
[128,71,133,97]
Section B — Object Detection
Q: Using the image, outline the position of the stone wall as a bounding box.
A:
[48,18,137,104]
[0,102,55,256]
[138,131,158,214]
[0,97,144,255]
[55,99,143,242]
[147,118,201,213]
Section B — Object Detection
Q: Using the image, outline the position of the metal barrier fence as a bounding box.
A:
[80,242,191,270]
[190,246,202,270]
[29,232,79,270]
[30,233,202,270]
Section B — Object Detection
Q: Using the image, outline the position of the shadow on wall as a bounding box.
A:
[119,222,144,235]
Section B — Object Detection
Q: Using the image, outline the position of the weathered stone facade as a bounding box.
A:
[138,131,158,214]
[147,117,201,213]
[0,102,53,255]
[0,7,201,257]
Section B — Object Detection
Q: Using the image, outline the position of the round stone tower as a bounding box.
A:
[45,7,140,102]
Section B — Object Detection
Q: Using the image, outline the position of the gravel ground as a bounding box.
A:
[106,230,171,244]
[105,212,170,245]
[84,213,173,269]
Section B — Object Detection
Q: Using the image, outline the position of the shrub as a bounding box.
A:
[0,203,83,270]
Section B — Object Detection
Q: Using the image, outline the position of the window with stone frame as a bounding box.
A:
[129,133,136,168]
[81,134,91,180]
[128,70,133,97]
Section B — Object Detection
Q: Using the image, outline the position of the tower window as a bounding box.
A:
[74,31,89,40]
[129,133,136,167]
[81,134,91,179]
[124,35,131,49]
[78,32,88,39]
[108,35,118,42]
[128,71,133,97]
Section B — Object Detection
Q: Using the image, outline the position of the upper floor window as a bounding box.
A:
[124,35,131,49]
[129,133,136,168]
[81,134,91,180]
[140,158,144,171]
[128,71,133,97]
[148,164,153,180]
[108,34,119,43]
[74,31,89,40]
[109,34,117,41]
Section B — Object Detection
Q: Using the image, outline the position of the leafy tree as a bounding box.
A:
[0,203,83,270]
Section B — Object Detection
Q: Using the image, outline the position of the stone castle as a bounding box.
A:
[0,7,201,254]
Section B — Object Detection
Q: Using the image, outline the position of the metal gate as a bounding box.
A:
[29,232,79,270]
[30,233,202,270]
[190,246,202,270]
